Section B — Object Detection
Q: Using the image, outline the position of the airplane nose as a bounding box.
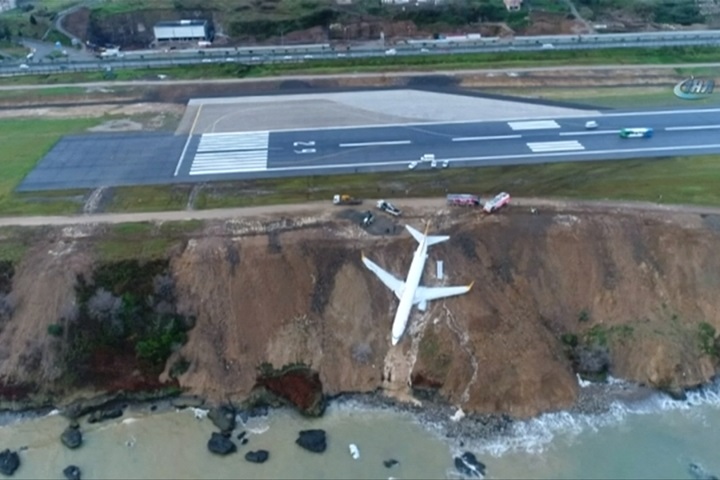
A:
[391,337,399,346]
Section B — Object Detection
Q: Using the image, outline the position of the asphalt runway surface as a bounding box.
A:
[17,106,720,192]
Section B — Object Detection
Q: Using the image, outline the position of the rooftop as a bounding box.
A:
[155,20,208,27]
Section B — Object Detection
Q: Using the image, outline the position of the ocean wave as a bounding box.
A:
[464,377,720,457]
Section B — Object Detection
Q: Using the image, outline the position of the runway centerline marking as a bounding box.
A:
[452,135,522,142]
[559,130,619,136]
[339,140,412,148]
[665,125,720,131]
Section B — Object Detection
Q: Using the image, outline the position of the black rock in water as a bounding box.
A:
[63,465,82,480]
[244,450,269,464]
[208,405,236,432]
[296,429,327,453]
[383,459,399,468]
[461,452,486,476]
[0,449,20,476]
[241,438,249,445]
[207,432,236,455]
[689,463,719,480]
[236,431,246,441]
[454,451,486,478]
[61,427,83,449]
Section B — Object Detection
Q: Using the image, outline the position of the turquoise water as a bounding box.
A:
[0,378,719,479]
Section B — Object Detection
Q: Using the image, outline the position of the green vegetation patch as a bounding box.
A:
[698,321,720,359]
[417,326,452,380]
[105,185,193,213]
[64,259,195,387]
[194,154,720,211]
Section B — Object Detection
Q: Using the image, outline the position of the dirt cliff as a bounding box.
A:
[0,203,719,418]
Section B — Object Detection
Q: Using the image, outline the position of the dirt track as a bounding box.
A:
[1,197,720,227]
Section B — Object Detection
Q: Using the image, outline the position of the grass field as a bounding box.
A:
[183,155,720,211]
[0,118,98,215]
[1,45,719,86]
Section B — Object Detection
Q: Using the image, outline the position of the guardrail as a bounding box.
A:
[2,29,720,77]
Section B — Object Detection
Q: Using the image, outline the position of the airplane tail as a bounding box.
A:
[406,224,449,247]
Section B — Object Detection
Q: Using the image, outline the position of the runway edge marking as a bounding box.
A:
[174,104,204,177]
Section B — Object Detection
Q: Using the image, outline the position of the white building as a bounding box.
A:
[0,0,17,13]
[153,20,209,42]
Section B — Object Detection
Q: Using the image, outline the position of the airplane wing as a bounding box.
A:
[414,282,474,304]
[361,254,405,299]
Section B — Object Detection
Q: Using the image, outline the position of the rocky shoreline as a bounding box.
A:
[0,375,718,479]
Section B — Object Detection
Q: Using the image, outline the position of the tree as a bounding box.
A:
[29,15,37,26]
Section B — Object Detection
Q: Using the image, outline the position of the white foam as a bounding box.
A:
[189,408,208,420]
[466,377,720,457]
[46,409,60,417]
[121,418,139,425]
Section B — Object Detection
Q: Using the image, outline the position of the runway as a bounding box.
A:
[17,106,720,192]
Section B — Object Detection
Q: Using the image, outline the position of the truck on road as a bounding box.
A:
[447,194,482,207]
[376,199,401,216]
[333,194,362,206]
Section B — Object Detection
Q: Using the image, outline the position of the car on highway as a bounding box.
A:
[619,127,653,138]
[585,120,598,129]
[408,161,419,170]
[385,48,397,56]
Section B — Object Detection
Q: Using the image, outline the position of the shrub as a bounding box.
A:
[698,322,718,358]
[578,309,590,323]
[47,323,63,337]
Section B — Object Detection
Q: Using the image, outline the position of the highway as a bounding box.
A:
[4,29,720,76]
[18,106,720,191]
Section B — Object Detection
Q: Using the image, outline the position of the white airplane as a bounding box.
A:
[361,224,474,346]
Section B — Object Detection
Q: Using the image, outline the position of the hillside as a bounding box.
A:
[0,201,718,418]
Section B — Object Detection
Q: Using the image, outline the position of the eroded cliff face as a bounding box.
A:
[0,206,719,418]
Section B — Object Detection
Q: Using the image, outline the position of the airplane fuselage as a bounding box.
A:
[391,236,428,345]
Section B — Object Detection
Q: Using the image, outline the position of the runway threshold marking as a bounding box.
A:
[189,131,270,175]
[527,140,585,153]
[452,135,522,142]
[174,104,204,177]
[339,140,412,148]
[665,125,720,131]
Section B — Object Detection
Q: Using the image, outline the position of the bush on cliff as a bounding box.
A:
[63,259,195,385]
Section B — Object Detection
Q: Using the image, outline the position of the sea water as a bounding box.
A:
[0,379,719,480]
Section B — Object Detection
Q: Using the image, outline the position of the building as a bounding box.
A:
[153,20,209,43]
[0,0,16,13]
[504,0,522,11]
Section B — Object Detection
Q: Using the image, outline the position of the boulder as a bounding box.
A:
[87,408,123,424]
[236,431,246,441]
[63,465,81,480]
[241,438,249,445]
[454,451,485,478]
[207,432,236,456]
[60,427,83,449]
[296,429,326,453]
[208,405,236,432]
[383,459,399,468]
[0,449,20,476]
[244,450,269,464]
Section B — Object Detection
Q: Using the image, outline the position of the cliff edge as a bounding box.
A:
[0,202,718,418]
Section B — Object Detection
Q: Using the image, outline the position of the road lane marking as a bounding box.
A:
[250,142,720,174]
[508,120,561,131]
[559,130,619,136]
[174,103,203,177]
[339,140,412,147]
[197,131,270,152]
[452,135,522,142]
[665,125,720,131]
[527,140,584,152]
